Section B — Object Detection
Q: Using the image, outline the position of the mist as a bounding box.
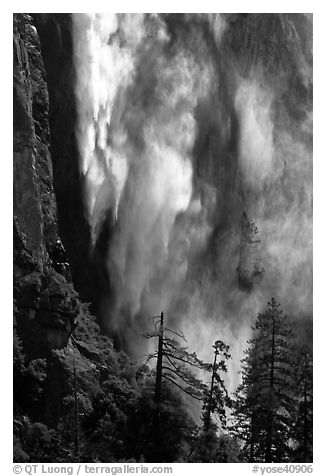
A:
[72,13,313,393]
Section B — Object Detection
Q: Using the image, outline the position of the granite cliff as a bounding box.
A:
[13,14,131,459]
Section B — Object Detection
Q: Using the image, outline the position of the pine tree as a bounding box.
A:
[145,312,211,403]
[145,314,233,462]
[291,345,313,462]
[202,340,231,432]
[238,212,264,290]
[232,298,296,462]
[187,341,233,463]
[144,312,210,460]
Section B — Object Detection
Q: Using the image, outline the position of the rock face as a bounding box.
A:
[13,14,56,262]
[31,13,100,308]
[13,13,79,356]
[13,14,119,434]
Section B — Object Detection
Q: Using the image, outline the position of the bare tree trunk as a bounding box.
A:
[154,312,164,404]
[152,312,164,455]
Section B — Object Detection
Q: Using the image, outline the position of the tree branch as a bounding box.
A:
[162,374,203,401]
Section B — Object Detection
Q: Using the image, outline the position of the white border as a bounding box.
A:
[2,3,324,473]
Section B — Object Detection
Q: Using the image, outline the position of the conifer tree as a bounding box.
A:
[145,312,232,461]
[232,298,295,462]
[202,340,231,431]
[145,313,211,403]
[291,345,313,462]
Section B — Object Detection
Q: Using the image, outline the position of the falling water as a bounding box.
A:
[72,13,313,392]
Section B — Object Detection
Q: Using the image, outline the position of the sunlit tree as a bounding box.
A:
[232,298,296,462]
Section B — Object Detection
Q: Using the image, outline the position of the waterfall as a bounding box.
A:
[72,13,312,392]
